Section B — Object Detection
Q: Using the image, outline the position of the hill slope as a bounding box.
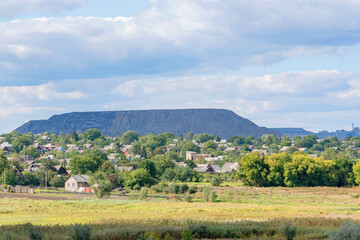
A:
[15,109,281,138]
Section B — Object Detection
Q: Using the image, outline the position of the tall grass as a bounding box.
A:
[0,218,350,240]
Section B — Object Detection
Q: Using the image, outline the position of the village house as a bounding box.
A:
[107,153,117,162]
[251,149,268,156]
[280,146,289,152]
[13,166,24,178]
[54,166,68,175]
[166,144,177,152]
[204,156,224,162]
[33,143,44,152]
[104,143,117,151]
[41,136,51,141]
[224,146,240,152]
[116,166,135,173]
[25,163,42,172]
[298,148,308,152]
[185,151,197,161]
[174,161,188,167]
[196,154,213,160]
[83,143,94,149]
[193,164,220,174]
[1,142,12,155]
[40,155,55,161]
[21,155,36,164]
[65,175,92,192]
[44,143,56,151]
[221,162,239,173]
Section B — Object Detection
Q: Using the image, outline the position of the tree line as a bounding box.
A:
[237,152,358,187]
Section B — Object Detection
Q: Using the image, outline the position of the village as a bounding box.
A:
[1,129,359,194]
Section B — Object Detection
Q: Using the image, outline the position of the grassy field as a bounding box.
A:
[1,186,360,226]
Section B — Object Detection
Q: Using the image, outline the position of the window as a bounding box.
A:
[72,183,75,187]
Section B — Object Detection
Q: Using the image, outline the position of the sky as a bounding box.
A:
[1,0,360,134]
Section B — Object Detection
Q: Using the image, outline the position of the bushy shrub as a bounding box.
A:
[169,183,180,194]
[210,175,223,186]
[179,184,189,194]
[27,224,43,240]
[188,224,208,238]
[163,233,175,240]
[151,184,163,193]
[221,190,234,202]
[189,186,198,194]
[185,195,192,202]
[182,229,194,240]
[71,224,91,240]
[140,188,148,200]
[210,191,217,202]
[201,186,216,202]
[328,222,360,240]
[281,222,296,240]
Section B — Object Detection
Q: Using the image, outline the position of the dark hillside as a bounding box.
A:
[15,109,281,138]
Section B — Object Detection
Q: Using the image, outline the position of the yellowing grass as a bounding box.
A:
[1,186,360,225]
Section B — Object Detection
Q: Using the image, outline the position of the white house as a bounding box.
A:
[65,175,92,192]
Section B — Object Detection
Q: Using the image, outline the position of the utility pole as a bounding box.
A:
[45,170,47,190]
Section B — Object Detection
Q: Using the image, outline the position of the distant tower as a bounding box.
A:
[352,123,355,131]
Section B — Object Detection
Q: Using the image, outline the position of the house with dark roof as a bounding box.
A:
[54,166,68,175]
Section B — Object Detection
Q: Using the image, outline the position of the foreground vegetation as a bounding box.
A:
[0,186,360,239]
[0,218,353,240]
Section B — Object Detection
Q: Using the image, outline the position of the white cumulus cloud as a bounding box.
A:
[1,1,360,83]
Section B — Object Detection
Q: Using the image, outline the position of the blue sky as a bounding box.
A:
[1,0,360,134]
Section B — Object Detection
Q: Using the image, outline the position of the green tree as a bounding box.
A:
[265,152,291,186]
[284,154,336,187]
[12,135,33,152]
[184,131,194,140]
[181,141,201,154]
[49,175,65,187]
[0,151,9,184]
[321,148,339,160]
[334,158,355,187]
[296,135,318,148]
[193,133,215,143]
[81,129,103,141]
[123,168,156,190]
[71,130,79,141]
[236,152,269,187]
[20,146,41,158]
[353,162,360,185]
[203,140,217,151]
[139,159,157,178]
[70,150,106,174]
[121,131,139,144]
[99,161,116,174]
[88,172,113,198]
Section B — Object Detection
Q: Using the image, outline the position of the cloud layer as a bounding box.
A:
[1,1,360,133]
[1,0,360,84]
[0,0,89,19]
